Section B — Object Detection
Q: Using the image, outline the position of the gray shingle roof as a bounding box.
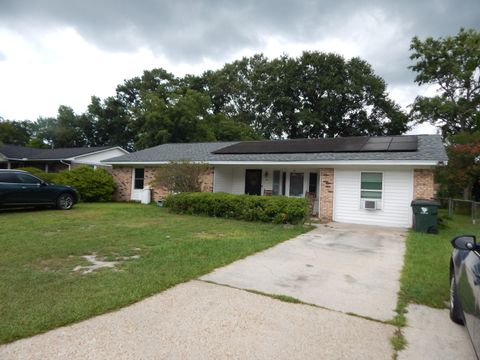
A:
[0,144,114,160]
[104,135,447,164]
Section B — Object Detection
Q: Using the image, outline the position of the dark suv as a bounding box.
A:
[450,235,480,358]
[0,169,78,210]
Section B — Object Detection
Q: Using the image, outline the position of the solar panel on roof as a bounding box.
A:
[365,137,392,143]
[390,136,417,143]
[360,142,391,151]
[388,142,418,151]
[212,136,418,154]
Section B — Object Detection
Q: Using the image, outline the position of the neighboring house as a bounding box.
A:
[0,144,129,172]
[103,135,447,228]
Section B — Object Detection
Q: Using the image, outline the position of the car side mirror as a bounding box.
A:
[38,181,48,187]
[451,235,477,251]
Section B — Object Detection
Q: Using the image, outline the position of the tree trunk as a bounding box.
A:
[463,186,472,200]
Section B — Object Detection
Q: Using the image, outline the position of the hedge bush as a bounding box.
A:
[54,166,116,202]
[165,192,309,224]
[15,166,116,202]
[16,167,59,183]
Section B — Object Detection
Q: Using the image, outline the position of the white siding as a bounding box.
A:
[231,167,247,194]
[213,167,233,193]
[333,169,413,228]
[72,148,128,166]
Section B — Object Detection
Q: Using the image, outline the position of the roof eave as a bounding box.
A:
[104,159,443,166]
[67,146,129,160]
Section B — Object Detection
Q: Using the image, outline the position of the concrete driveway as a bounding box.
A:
[0,222,405,359]
[201,222,406,321]
[0,281,395,360]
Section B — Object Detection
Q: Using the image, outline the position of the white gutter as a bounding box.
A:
[60,160,71,170]
[66,146,129,161]
[73,160,112,166]
[104,160,443,166]
[1,147,129,162]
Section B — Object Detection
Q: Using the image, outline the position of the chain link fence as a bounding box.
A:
[437,198,479,224]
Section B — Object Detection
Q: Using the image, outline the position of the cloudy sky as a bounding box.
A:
[0,0,478,134]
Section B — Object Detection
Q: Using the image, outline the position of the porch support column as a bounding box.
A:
[7,161,11,169]
[319,168,334,222]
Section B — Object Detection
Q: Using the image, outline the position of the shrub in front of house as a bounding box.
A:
[54,166,116,202]
[16,167,59,183]
[164,192,310,224]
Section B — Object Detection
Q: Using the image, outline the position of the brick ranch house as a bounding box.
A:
[103,135,447,228]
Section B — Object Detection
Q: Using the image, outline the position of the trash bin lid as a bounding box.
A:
[410,199,441,207]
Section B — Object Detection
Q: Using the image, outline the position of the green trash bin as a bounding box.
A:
[411,199,440,234]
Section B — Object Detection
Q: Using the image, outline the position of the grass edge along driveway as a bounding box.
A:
[0,203,311,344]
[391,211,479,354]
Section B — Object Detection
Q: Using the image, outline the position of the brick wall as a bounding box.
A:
[111,167,133,201]
[143,168,168,202]
[319,168,334,222]
[111,166,214,202]
[413,168,435,199]
[200,168,214,192]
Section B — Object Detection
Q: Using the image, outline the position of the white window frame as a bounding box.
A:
[133,168,145,190]
[287,171,308,198]
[360,171,384,209]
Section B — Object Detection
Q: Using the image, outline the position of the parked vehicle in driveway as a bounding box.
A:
[450,235,480,358]
[0,169,78,210]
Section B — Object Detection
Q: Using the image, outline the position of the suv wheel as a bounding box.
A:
[57,193,74,210]
[450,272,464,325]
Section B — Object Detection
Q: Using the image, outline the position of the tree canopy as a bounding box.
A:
[1,51,408,150]
[194,52,408,139]
[409,28,480,137]
[0,118,32,146]
[436,131,480,200]
[409,28,480,200]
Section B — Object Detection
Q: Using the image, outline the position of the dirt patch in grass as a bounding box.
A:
[73,253,141,274]
[195,231,227,240]
[31,256,90,273]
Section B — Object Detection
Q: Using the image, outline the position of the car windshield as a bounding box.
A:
[16,173,43,184]
[0,173,21,183]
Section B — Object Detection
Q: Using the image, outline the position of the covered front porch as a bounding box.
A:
[213,165,324,216]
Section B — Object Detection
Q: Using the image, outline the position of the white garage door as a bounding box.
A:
[333,169,413,228]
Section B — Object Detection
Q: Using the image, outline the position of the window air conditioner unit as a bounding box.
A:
[363,200,377,210]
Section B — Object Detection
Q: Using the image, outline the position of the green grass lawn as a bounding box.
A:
[391,211,480,353]
[399,210,480,309]
[0,203,310,344]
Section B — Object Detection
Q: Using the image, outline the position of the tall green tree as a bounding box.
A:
[200,52,408,138]
[115,69,259,149]
[30,106,89,148]
[409,28,480,136]
[436,131,480,200]
[85,96,133,150]
[0,118,32,145]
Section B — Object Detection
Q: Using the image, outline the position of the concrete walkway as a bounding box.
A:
[399,304,476,360]
[202,222,406,321]
[0,281,395,360]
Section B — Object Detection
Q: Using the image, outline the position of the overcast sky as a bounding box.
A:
[0,0,478,134]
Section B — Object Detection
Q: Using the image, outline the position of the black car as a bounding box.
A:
[0,169,78,210]
[450,235,480,357]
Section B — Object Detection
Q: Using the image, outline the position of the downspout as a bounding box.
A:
[60,160,71,171]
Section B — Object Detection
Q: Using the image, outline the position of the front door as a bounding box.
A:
[245,169,262,195]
